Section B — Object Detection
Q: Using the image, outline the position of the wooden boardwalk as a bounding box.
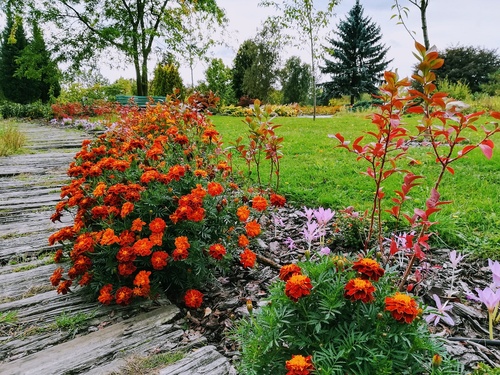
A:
[0,122,233,375]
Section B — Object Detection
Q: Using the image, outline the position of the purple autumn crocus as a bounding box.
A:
[313,207,335,227]
[475,287,500,313]
[424,294,455,326]
[488,259,500,287]
[449,250,467,268]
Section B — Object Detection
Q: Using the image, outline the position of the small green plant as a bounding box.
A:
[0,122,26,156]
[235,256,462,374]
[471,363,500,375]
[55,310,94,331]
[0,310,18,325]
[113,351,185,374]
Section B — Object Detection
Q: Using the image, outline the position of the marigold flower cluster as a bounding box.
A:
[285,354,314,375]
[48,96,283,306]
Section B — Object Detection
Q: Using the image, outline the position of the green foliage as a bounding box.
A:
[205,58,235,106]
[232,40,258,101]
[470,363,500,375]
[31,0,225,96]
[55,311,94,331]
[0,310,18,325]
[235,256,462,375]
[0,101,52,120]
[480,70,500,97]
[437,45,500,93]
[0,11,34,104]
[437,78,471,101]
[15,20,61,103]
[150,59,184,98]
[280,56,311,105]
[320,0,391,106]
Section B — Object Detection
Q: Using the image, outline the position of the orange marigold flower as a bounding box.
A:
[133,270,151,288]
[187,207,205,222]
[168,165,186,181]
[238,234,250,248]
[131,218,146,232]
[100,228,120,245]
[385,292,420,324]
[73,255,92,273]
[344,278,376,303]
[133,238,153,256]
[149,217,166,233]
[91,205,109,219]
[57,279,72,295]
[93,182,107,197]
[194,169,208,178]
[279,264,302,281]
[240,248,257,269]
[53,249,63,263]
[116,246,136,262]
[352,257,385,281]
[237,205,250,222]
[203,127,219,139]
[118,262,137,276]
[270,193,286,207]
[149,232,163,246]
[98,284,114,305]
[207,181,224,197]
[50,267,64,286]
[285,274,313,302]
[184,289,204,309]
[175,236,190,251]
[173,247,189,261]
[115,286,134,305]
[78,272,92,286]
[120,202,134,218]
[140,169,160,184]
[252,196,268,212]
[151,251,169,270]
[119,230,136,246]
[285,354,314,375]
[245,220,261,237]
[208,243,226,260]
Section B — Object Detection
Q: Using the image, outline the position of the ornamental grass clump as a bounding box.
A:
[48,94,284,306]
[235,256,462,375]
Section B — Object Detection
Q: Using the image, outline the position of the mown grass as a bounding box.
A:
[211,112,500,258]
[0,120,26,156]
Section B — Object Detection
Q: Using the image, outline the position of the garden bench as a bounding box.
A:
[116,94,166,108]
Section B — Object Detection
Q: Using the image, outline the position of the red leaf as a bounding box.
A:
[390,238,399,255]
[446,166,455,175]
[490,111,500,120]
[479,140,494,159]
[406,106,424,114]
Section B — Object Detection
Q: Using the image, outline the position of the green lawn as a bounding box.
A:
[211,113,500,258]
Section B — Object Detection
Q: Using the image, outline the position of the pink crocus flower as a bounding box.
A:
[488,259,500,287]
[449,250,467,268]
[302,221,319,247]
[475,287,500,313]
[319,247,331,256]
[424,294,454,326]
[302,207,315,223]
[313,207,335,226]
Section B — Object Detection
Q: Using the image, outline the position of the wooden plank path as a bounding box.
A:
[0,122,233,374]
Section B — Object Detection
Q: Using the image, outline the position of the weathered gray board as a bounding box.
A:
[0,122,234,374]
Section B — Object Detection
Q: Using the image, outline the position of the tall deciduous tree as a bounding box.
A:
[392,0,430,49]
[232,40,258,101]
[321,0,391,106]
[30,0,224,96]
[436,46,500,93]
[260,0,339,119]
[280,56,311,104]
[205,58,234,106]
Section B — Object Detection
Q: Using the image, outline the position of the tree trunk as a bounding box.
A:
[420,0,430,49]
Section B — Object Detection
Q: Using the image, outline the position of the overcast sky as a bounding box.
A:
[108,0,500,85]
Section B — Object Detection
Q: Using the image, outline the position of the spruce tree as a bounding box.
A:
[16,21,61,102]
[320,0,391,105]
[150,55,184,97]
[0,12,32,103]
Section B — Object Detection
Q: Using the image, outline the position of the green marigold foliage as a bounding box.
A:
[235,256,463,375]
[48,94,277,306]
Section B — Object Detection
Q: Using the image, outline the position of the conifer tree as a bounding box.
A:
[321,0,391,105]
[0,11,32,103]
[150,55,184,97]
[16,20,61,102]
